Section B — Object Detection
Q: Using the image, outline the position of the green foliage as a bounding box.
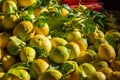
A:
[34,17,46,28]
[105,32,117,49]
[7,62,30,79]
[58,62,76,76]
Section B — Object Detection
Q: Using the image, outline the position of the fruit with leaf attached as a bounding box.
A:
[2,0,17,14]
[2,13,19,30]
[13,20,35,42]
[29,34,52,53]
[49,46,70,64]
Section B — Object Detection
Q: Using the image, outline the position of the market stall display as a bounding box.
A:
[0,0,120,80]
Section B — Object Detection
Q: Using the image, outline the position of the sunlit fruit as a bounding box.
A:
[32,58,49,76]
[7,36,26,55]
[94,38,108,50]
[20,46,36,63]
[65,42,80,60]
[17,0,37,7]
[0,72,12,80]
[17,69,31,80]
[79,63,96,76]
[87,29,104,44]
[50,37,68,48]
[73,38,88,51]
[29,34,52,53]
[13,20,34,42]
[66,29,81,42]
[2,13,19,30]
[34,8,48,17]
[2,0,17,14]
[76,51,94,64]
[1,53,16,71]
[34,23,49,36]
[49,46,70,64]
[38,69,62,80]
[98,43,116,62]
[61,8,69,16]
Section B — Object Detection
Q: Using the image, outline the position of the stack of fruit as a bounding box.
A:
[0,0,120,80]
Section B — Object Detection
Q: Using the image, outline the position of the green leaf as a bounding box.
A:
[37,0,51,7]
[49,25,66,38]
[41,12,68,30]
[27,7,34,15]
[58,62,75,76]
[81,18,96,34]
[33,46,48,57]
[34,17,46,28]
[20,14,33,21]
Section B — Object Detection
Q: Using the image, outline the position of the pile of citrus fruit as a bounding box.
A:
[0,0,120,80]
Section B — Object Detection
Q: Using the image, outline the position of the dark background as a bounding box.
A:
[99,0,120,30]
[99,0,120,10]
